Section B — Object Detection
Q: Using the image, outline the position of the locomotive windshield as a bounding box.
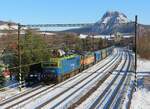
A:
[43,62,58,68]
[50,62,58,67]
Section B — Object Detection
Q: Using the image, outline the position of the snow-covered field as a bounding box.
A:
[137,58,150,73]
[131,88,150,109]
[130,58,150,109]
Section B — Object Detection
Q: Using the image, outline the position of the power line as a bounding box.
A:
[20,22,135,28]
[21,23,94,28]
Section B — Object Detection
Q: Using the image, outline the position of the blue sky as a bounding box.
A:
[0,0,149,25]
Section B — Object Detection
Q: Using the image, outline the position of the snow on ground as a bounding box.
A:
[0,24,17,30]
[0,86,29,102]
[130,58,150,109]
[79,34,113,39]
[76,52,124,109]
[137,58,150,73]
[101,16,111,24]
[0,78,28,102]
[130,88,150,109]
[79,34,132,40]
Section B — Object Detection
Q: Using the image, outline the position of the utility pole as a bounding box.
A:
[135,15,137,73]
[82,38,85,51]
[91,26,95,51]
[134,15,138,91]
[92,35,94,51]
[85,37,88,51]
[18,23,22,91]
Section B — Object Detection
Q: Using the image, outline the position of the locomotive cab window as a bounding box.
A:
[43,62,59,67]
[50,62,58,67]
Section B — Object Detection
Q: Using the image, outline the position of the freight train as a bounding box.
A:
[26,46,114,85]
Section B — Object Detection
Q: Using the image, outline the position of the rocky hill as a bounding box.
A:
[65,11,136,35]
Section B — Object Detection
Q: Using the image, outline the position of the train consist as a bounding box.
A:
[26,46,114,85]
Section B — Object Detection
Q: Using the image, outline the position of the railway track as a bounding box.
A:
[0,49,119,109]
[18,50,120,109]
[54,54,122,109]
[110,52,133,109]
[68,52,123,108]
[75,51,127,109]
[85,51,131,109]
[118,51,135,109]
[101,52,131,109]
[35,49,122,109]
[108,51,134,109]
[0,84,43,102]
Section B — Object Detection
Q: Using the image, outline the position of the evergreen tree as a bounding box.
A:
[3,30,50,80]
[0,65,5,88]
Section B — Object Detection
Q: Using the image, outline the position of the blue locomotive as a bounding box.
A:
[42,54,81,83]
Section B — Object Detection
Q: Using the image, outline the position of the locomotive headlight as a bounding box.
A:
[30,75,33,77]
